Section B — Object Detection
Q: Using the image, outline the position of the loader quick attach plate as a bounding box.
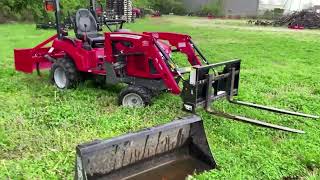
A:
[181,59,241,112]
[75,116,216,180]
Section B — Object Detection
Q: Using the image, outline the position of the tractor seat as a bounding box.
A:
[75,9,104,48]
[86,34,105,46]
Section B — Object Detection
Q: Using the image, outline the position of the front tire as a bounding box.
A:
[50,57,79,89]
[118,86,152,107]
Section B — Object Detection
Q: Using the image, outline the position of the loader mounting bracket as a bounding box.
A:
[104,62,167,91]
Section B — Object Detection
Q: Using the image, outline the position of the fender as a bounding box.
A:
[52,39,91,72]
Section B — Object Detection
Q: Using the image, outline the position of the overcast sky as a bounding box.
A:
[260,0,320,5]
[260,0,320,10]
[260,0,284,5]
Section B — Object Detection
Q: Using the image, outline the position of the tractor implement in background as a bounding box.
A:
[181,59,319,134]
[75,116,216,180]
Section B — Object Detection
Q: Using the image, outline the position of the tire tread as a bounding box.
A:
[118,86,152,106]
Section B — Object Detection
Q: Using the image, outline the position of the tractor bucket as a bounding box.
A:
[75,115,216,180]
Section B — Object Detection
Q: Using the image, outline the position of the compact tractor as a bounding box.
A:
[14,0,318,179]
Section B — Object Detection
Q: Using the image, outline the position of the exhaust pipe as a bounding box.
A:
[75,115,216,180]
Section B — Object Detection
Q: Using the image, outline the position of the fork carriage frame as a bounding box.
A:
[181,59,319,134]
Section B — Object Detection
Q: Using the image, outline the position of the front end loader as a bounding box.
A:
[144,32,318,133]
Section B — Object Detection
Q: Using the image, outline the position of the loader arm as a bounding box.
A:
[144,32,204,66]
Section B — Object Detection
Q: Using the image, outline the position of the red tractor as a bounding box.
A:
[15,0,180,107]
[14,0,318,133]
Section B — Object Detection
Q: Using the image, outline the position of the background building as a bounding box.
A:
[223,0,259,17]
[183,0,259,17]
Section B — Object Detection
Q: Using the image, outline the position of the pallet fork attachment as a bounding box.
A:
[75,116,216,180]
[181,59,319,134]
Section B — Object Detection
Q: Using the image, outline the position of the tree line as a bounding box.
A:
[0,0,87,23]
[0,0,222,23]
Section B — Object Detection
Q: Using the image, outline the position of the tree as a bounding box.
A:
[0,0,88,23]
[0,0,187,23]
[133,0,150,8]
[149,0,186,15]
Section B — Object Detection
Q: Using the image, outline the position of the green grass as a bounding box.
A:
[0,16,320,179]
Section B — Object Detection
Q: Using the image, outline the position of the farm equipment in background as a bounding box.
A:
[89,0,128,32]
[91,0,141,25]
[152,10,162,17]
[132,8,142,18]
[13,0,319,179]
[207,13,214,19]
[105,0,134,22]
[36,11,75,30]
[36,21,56,30]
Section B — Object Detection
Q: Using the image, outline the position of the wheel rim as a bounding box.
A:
[122,93,144,107]
[54,67,67,89]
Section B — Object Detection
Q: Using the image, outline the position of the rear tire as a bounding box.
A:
[119,86,152,107]
[50,57,79,89]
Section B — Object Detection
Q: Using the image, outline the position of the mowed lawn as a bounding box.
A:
[0,16,319,179]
